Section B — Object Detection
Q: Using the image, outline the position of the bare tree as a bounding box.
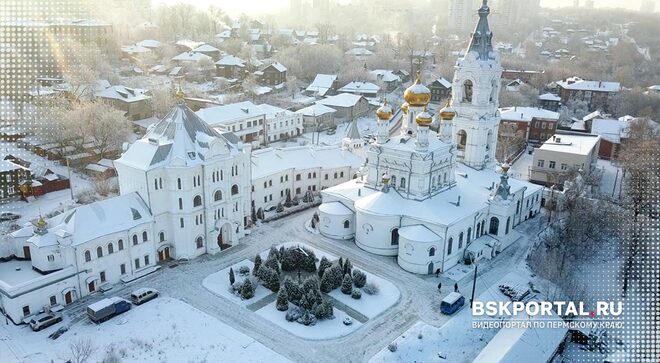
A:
[69,338,95,363]
[150,85,176,118]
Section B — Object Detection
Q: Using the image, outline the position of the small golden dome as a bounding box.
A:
[501,163,510,174]
[404,71,431,107]
[36,216,46,228]
[401,102,409,114]
[381,172,390,184]
[416,109,433,127]
[439,100,456,120]
[376,100,393,120]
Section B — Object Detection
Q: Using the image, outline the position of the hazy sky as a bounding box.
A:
[153,0,657,17]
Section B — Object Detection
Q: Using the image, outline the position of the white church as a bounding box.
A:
[317,0,543,274]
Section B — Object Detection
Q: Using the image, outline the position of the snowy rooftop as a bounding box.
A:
[338,82,380,94]
[539,133,600,155]
[0,159,25,172]
[250,146,363,179]
[556,76,620,93]
[95,85,150,103]
[23,192,152,247]
[591,118,628,144]
[295,103,337,117]
[265,62,287,72]
[499,107,559,122]
[345,48,373,56]
[370,70,401,83]
[431,77,452,89]
[398,225,439,242]
[305,74,337,96]
[121,45,150,54]
[172,51,212,62]
[325,163,541,227]
[317,93,365,108]
[193,44,220,53]
[0,260,43,286]
[196,101,265,126]
[136,39,162,48]
[538,93,561,101]
[216,55,245,67]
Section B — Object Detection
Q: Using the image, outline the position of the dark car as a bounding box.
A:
[440,292,465,315]
[0,212,20,222]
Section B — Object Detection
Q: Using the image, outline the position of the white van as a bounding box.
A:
[130,288,159,305]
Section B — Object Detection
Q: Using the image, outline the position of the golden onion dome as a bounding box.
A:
[439,101,456,120]
[376,100,393,120]
[381,172,391,184]
[401,102,409,114]
[416,109,433,127]
[404,72,431,107]
[501,163,510,174]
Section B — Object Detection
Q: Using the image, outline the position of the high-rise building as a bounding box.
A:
[449,0,476,34]
[640,0,655,13]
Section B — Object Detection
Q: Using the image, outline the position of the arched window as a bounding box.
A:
[142,231,148,242]
[132,234,138,245]
[458,232,464,249]
[481,220,486,236]
[118,239,124,250]
[343,220,350,228]
[84,250,91,262]
[159,232,165,242]
[443,173,447,184]
[457,130,467,150]
[177,178,182,189]
[400,177,406,189]
[447,238,453,255]
[506,217,511,234]
[178,198,183,210]
[196,236,204,249]
[391,228,399,246]
[516,200,520,214]
[214,190,222,201]
[432,176,436,189]
[107,243,114,254]
[489,217,500,235]
[193,195,202,207]
[429,247,436,257]
[391,175,396,187]
[96,246,103,258]
[467,227,472,243]
[231,185,239,195]
[463,80,473,102]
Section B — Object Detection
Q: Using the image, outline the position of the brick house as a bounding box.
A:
[0,160,30,199]
[94,85,152,121]
[556,76,620,111]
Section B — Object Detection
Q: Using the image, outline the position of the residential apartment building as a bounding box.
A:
[530,132,600,188]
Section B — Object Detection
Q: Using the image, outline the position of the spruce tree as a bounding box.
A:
[253,254,262,277]
[341,273,353,295]
[267,268,280,292]
[318,256,332,278]
[276,202,284,212]
[352,269,367,288]
[241,279,255,299]
[229,267,235,285]
[320,272,333,293]
[343,259,353,276]
[251,207,257,222]
[276,288,289,311]
[284,277,302,304]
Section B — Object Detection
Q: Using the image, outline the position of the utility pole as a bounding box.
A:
[611,168,619,198]
[66,157,74,200]
[547,185,555,224]
[470,263,478,308]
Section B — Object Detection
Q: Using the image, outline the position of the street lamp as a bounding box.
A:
[469,259,479,309]
[547,184,556,224]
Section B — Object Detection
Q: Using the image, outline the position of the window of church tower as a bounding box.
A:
[429,247,436,257]
[159,232,165,242]
[193,195,202,207]
[400,177,406,189]
[84,250,91,262]
[447,238,453,255]
[231,185,239,195]
[196,237,203,249]
[214,190,222,201]
[463,80,473,102]
[118,239,124,250]
[457,130,467,150]
[486,131,493,150]
[458,232,464,249]
[467,228,472,243]
[343,220,350,229]
[177,178,182,189]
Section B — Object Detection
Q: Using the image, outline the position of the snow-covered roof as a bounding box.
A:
[295,103,337,117]
[499,107,559,122]
[473,313,568,363]
[591,118,628,144]
[26,192,152,247]
[0,159,25,173]
[398,225,440,242]
[539,133,600,155]
[370,70,401,83]
[318,201,352,216]
[556,76,620,93]
[430,77,452,89]
[193,44,220,53]
[172,51,212,62]
[215,55,245,67]
[338,82,380,95]
[250,146,363,180]
[121,45,150,54]
[175,39,205,50]
[265,62,287,72]
[316,93,365,108]
[136,39,162,49]
[117,104,236,171]
[345,119,361,140]
[582,110,603,122]
[195,101,265,126]
[95,85,150,103]
[325,163,541,227]
[538,93,561,101]
[306,74,337,96]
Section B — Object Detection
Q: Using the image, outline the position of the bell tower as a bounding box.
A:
[450,0,501,170]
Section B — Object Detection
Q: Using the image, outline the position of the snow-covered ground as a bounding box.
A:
[2,297,290,363]
[327,270,400,319]
[509,149,533,181]
[595,158,623,199]
[202,259,274,306]
[269,115,378,149]
[256,301,362,340]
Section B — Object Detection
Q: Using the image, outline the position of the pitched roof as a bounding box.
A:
[264,62,287,72]
[306,74,337,96]
[251,146,363,179]
[215,55,246,67]
[172,51,212,62]
[195,101,264,126]
[345,119,361,140]
[95,85,150,103]
[556,76,620,92]
[370,70,401,83]
[295,103,337,117]
[338,81,380,94]
[499,107,559,122]
[316,93,365,108]
[591,118,628,143]
[193,44,220,53]
[467,1,494,61]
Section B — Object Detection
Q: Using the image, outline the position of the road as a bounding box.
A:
[1,208,544,363]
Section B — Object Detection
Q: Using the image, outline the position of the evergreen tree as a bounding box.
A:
[341,273,353,295]
[276,288,289,311]
[320,271,333,293]
[330,264,344,289]
[292,196,299,206]
[352,269,367,288]
[276,202,284,212]
[284,277,303,304]
[241,279,255,299]
[265,254,280,274]
[299,293,313,311]
[343,259,352,276]
[267,268,280,292]
[318,256,332,278]
[267,246,279,261]
[280,247,297,272]
[284,190,292,207]
[229,267,235,285]
[338,257,344,269]
[251,206,257,222]
[253,254,262,277]
[302,247,317,272]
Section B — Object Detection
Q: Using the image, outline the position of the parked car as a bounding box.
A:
[29,312,62,331]
[326,128,336,135]
[87,297,131,323]
[440,292,465,315]
[130,288,159,305]
[0,212,20,222]
[48,326,68,340]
